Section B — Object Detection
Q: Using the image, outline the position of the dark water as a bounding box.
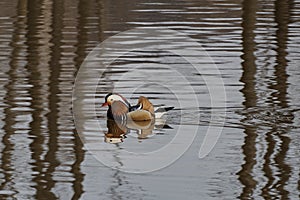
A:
[0,0,300,199]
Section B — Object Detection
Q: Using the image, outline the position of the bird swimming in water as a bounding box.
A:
[101,93,174,121]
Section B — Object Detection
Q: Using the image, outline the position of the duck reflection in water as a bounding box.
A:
[102,93,174,144]
[105,118,172,144]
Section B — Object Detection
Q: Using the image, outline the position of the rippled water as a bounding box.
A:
[0,0,299,199]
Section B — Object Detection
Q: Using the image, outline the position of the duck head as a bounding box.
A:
[101,93,130,107]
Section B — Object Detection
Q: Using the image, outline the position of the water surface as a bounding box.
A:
[0,0,299,199]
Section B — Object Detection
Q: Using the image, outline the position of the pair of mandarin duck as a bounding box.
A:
[101,93,174,121]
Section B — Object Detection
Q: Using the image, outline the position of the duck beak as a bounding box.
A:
[101,102,109,107]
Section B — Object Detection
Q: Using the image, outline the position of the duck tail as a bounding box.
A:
[154,106,174,118]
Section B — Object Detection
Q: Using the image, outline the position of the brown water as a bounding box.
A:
[0,0,300,199]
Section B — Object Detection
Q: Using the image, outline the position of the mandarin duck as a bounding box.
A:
[101,93,174,121]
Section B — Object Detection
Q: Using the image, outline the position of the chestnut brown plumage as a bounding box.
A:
[111,101,129,119]
[138,96,154,116]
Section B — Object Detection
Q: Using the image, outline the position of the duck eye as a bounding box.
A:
[110,99,113,101]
